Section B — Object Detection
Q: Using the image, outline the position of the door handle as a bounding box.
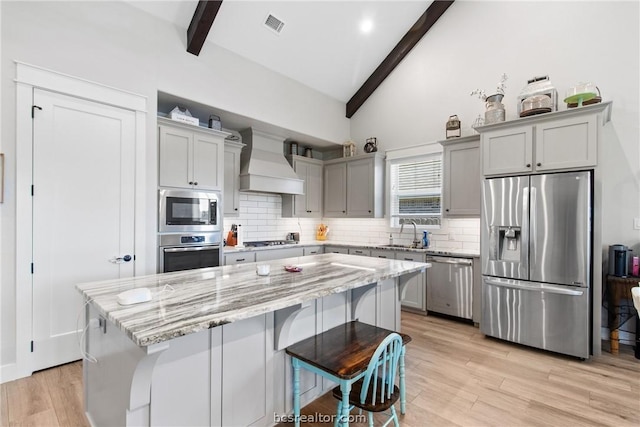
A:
[426,256,472,265]
[109,254,132,264]
[485,278,584,296]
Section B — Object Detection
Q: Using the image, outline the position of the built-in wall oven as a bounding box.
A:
[158,189,222,273]
[159,233,221,273]
[159,189,221,233]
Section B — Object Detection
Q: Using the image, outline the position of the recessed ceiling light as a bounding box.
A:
[360,19,374,34]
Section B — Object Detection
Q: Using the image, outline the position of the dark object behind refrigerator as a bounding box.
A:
[609,244,631,277]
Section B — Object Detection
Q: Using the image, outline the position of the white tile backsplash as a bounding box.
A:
[225,192,480,250]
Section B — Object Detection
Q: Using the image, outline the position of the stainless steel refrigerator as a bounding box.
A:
[481,171,592,358]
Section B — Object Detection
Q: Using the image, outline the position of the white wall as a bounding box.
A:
[227,193,479,252]
[0,1,349,377]
[350,1,640,348]
[350,1,639,247]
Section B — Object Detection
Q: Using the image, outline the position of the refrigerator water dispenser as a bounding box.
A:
[489,226,521,262]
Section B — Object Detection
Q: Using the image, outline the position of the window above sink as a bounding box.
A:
[388,153,443,229]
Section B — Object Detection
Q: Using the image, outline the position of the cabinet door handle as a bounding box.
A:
[236,258,245,262]
[526,164,531,168]
[378,255,387,258]
[368,210,372,213]
[445,208,449,212]
[342,210,346,214]
[537,162,541,167]
[234,208,238,211]
[194,182,198,185]
[188,181,194,185]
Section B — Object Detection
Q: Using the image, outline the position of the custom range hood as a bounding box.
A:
[239,128,304,195]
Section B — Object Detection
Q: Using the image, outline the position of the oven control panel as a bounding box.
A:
[181,235,206,244]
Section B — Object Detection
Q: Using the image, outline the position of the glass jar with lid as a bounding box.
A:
[517,76,558,116]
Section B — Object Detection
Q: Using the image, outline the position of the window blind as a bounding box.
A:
[390,154,442,226]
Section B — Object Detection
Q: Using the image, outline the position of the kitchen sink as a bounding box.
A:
[381,244,419,249]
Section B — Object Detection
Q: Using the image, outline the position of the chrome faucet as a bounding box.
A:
[400,221,420,248]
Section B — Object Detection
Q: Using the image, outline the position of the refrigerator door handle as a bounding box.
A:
[521,186,530,275]
[529,185,537,269]
[484,277,584,296]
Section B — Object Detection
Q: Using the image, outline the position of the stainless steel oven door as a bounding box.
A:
[159,189,221,233]
[159,233,221,273]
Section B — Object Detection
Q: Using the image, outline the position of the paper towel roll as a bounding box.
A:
[235,224,244,248]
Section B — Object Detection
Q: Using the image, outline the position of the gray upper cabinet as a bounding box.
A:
[224,141,244,216]
[440,135,481,217]
[477,103,608,176]
[282,155,323,218]
[323,162,347,216]
[158,118,227,191]
[323,153,384,218]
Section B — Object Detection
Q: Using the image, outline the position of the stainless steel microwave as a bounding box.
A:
[159,189,221,233]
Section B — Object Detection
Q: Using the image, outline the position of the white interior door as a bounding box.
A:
[31,89,136,371]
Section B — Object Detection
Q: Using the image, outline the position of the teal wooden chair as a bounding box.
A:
[332,332,404,427]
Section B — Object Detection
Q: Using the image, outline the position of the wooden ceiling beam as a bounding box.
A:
[346,0,455,118]
[187,0,223,56]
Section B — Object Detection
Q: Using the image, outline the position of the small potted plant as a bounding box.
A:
[471,73,508,124]
[470,73,508,102]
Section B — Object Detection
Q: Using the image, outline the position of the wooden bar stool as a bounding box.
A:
[331,332,404,427]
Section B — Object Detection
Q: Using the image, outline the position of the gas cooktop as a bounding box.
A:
[243,240,297,247]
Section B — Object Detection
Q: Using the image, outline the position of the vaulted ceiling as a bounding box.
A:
[125,1,443,110]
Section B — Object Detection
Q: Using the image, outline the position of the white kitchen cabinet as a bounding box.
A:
[440,135,481,217]
[323,153,384,218]
[282,155,323,218]
[221,314,274,427]
[324,245,348,254]
[224,140,244,217]
[158,117,227,190]
[303,246,323,256]
[255,247,304,262]
[323,162,347,217]
[534,114,597,171]
[224,251,256,265]
[479,104,608,176]
[395,251,427,313]
[349,247,371,257]
[370,249,393,259]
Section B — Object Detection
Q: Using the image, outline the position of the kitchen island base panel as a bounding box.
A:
[83,278,404,427]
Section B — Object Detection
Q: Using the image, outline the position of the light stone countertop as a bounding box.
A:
[224,240,479,258]
[76,253,429,347]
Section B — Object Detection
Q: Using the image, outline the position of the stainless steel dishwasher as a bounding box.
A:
[426,256,473,319]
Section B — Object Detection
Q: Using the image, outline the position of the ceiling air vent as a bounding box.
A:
[264,13,285,34]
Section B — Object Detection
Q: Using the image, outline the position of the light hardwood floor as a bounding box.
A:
[2,312,639,426]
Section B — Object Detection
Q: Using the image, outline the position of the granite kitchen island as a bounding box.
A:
[77,253,428,427]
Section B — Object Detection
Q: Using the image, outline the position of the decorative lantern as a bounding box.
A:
[446,115,461,139]
[343,140,356,157]
[364,137,378,153]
